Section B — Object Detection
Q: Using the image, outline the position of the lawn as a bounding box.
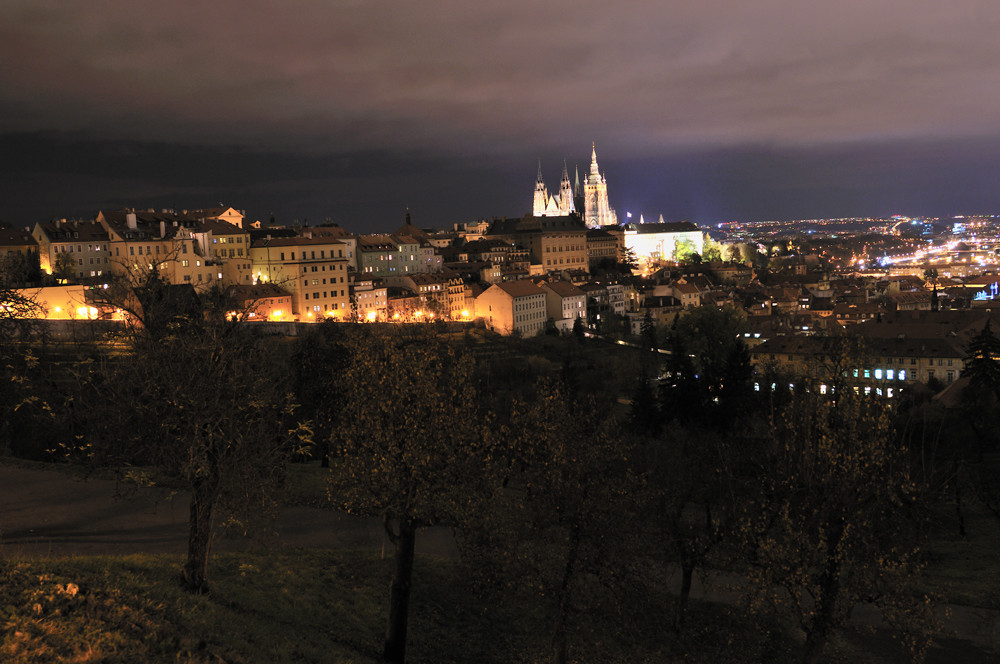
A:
[1,549,813,664]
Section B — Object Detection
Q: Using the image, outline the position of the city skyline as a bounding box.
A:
[4,1,1000,230]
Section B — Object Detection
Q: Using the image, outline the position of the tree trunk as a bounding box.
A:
[552,530,581,664]
[675,559,695,630]
[383,517,416,664]
[802,623,829,664]
[182,474,218,594]
[319,438,330,468]
[802,527,843,664]
[954,465,967,539]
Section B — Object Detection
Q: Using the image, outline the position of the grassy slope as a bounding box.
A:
[1,549,814,664]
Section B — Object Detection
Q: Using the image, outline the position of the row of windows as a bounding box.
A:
[546,257,585,266]
[302,264,345,274]
[308,277,346,285]
[307,290,347,299]
[278,249,345,260]
[756,382,901,398]
[878,357,954,367]
[56,244,108,253]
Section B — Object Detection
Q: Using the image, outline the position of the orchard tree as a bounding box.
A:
[461,383,633,664]
[333,326,495,664]
[639,423,743,628]
[741,390,932,664]
[82,312,301,593]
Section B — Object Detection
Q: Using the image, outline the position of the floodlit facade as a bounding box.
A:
[485,214,589,275]
[33,220,111,279]
[250,234,350,320]
[541,280,587,332]
[476,279,547,336]
[623,222,704,267]
[533,144,618,228]
[95,209,252,290]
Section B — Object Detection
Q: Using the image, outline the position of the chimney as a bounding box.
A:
[55,218,63,228]
[126,212,137,230]
[160,221,166,238]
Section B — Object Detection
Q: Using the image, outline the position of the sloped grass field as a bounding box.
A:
[0,549,813,664]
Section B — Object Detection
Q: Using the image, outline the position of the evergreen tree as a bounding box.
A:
[640,309,657,350]
[962,320,1000,401]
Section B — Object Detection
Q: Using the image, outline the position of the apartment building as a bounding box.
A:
[250,234,350,320]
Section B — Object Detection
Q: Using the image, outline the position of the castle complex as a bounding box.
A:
[533,144,618,228]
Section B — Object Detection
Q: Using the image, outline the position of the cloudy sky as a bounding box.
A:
[3,0,1000,231]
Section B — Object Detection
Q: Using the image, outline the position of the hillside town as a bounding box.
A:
[4,149,1000,411]
[4,200,1000,402]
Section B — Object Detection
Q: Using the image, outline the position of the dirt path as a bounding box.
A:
[0,464,456,558]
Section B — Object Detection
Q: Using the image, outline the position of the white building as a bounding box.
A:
[623,221,704,267]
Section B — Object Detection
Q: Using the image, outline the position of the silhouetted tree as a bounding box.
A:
[741,390,932,664]
[660,305,753,429]
[84,324,300,593]
[461,383,633,664]
[333,326,494,664]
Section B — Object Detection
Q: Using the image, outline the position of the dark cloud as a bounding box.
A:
[3,1,1000,226]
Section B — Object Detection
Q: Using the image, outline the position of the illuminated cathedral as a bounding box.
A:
[533,144,619,228]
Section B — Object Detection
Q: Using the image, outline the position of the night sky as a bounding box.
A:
[4,0,1000,232]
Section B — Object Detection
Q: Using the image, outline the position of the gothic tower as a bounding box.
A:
[582,143,618,228]
[558,160,575,215]
[533,145,617,223]
[532,161,549,216]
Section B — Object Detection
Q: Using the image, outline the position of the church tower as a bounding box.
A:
[532,161,549,216]
[533,145,617,222]
[558,160,575,215]
[582,143,618,228]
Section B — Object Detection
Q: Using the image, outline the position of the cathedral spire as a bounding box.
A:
[558,159,574,214]
[589,142,601,179]
[533,160,549,216]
